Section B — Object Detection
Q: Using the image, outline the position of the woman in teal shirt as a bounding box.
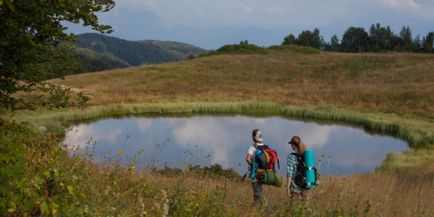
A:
[286,136,311,201]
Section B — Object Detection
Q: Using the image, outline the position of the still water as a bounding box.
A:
[63,116,408,176]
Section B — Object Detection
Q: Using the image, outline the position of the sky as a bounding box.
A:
[67,0,434,49]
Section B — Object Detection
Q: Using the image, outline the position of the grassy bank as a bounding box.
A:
[13,101,433,147]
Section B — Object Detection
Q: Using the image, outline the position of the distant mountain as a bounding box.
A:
[68,46,130,73]
[69,33,206,73]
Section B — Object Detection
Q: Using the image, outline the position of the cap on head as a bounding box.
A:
[252,129,263,143]
[288,136,301,145]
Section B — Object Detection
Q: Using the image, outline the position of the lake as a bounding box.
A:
[63,115,408,176]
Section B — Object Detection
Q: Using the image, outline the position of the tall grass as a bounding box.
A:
[2,119,433,217]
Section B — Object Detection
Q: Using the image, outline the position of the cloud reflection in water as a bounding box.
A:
[63,116,408,176]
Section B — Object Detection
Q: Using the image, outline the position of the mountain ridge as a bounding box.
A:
[69,33,207,73]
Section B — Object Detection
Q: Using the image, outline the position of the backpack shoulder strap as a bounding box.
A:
[254,144,268,151]
[290,152,299,158]
[277,155,280,170]
[291,153,304,165]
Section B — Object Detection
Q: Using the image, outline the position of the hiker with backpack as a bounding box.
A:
[246,129,282,208]
[286,136,316,201]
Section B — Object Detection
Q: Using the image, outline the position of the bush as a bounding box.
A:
[0,119,26,214]
[200,41,266,57]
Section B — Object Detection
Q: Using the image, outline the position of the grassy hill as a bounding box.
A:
[53,45,434,117]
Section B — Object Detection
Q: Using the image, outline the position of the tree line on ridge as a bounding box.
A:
[282,23,434,53]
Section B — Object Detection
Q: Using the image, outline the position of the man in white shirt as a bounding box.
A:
[246,129,265,208]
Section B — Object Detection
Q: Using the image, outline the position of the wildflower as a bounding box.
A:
[139,197,146,217]
[162,199,169,217]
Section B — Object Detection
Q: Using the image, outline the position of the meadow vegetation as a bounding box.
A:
[50,48,434,117]
[2,119,433,217]
[4,48,434,216]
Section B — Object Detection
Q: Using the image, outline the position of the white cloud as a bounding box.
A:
[243,5,254,13]
[298,125,335,149]
[172,117,238,164]
[171,116,337,165]
[380,0,420,10]
[136,119,153,131]
[63,124,123,151]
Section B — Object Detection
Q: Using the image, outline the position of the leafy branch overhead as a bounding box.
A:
[0,0,115,108]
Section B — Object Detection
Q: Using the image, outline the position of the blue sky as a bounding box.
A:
[67,0,434,49]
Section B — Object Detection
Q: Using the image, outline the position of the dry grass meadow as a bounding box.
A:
[9,48,434,216]
[51,49,434,117]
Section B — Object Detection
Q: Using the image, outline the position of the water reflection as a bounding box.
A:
[63,116,408,176]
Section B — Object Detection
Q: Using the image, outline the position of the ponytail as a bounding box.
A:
[290,136,306,154]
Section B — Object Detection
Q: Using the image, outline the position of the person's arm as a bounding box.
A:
[246,154,253,165]
[246,146,255,165]
[287,154,295,196]
[286,177,292,195]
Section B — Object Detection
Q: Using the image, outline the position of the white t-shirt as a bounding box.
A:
[247,143,264,156]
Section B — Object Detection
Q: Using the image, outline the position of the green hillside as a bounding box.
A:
[75,33,206,67]
[140,40,208,60]
[67,46,130,73]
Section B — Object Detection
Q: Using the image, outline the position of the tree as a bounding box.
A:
[295,28,322,49]
[0,0,115,108]
[398,26,413,51]
[368,23,396,51]
[341,27,370,52]
[330,34,340,51]
[413,35,423,52]
[240,40,249,45]
[422,32,434,53]
[282,34,296,45]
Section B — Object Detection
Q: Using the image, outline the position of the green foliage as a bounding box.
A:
[323,35,340,51]
[0,0,114,108]
[0,119,26,214]
[202,41,266,56]
[341,27,370,52]
[282,23,433,53]
[298,28,322,49]
[76,92,91,108]
[282,34,296,45]
[397,26,414,51]
[422,32,434,53]
[282,28,322,49]
[74,33,206,69]
[38,83,71,109]
[377,145,434,173]
[369,23,396,51]
[64,44,130,74]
